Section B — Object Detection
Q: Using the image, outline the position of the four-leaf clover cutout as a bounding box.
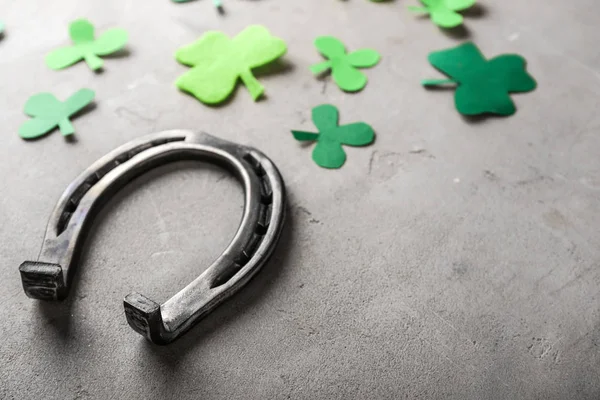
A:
[175,25,287,105]
[19,89,95,139]
[46,19,128,71]
[292,105,375,169]
[310,36,381,92]
[409,0,476,28]
[422,42,537,116]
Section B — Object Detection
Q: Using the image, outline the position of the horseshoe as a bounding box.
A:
[18,130,286,345]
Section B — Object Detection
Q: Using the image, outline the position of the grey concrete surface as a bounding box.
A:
[1,0,599,399]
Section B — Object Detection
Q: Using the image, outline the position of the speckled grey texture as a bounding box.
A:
[1,0,599,399]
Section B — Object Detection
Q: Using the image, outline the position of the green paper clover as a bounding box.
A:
[408,0,476,28]
[46,19,128,71]
[175,25,287,105]
[310,36,380,92]
[422,42,537,116]
[292,104,375,169]
[19,89,95,139]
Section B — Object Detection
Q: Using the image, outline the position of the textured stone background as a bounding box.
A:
[1,0,599,399]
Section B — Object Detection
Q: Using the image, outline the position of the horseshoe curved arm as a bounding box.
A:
[19,130,286,344]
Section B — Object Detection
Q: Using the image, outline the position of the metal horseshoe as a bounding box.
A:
[19,130,286,344]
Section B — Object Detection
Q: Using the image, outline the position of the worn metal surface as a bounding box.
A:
[1,0,599,398]
[18,130,286,344]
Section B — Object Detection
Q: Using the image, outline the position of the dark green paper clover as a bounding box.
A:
[292,104,375,169]
[422,42,537,116]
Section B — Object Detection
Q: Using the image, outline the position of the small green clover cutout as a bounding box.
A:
[310,36,381,92]
[408,0,476,28]
[175,25,287,105]
[46,19,128,71]
[19,89,95,139]
[422,42,537,116]
[292,104,375,169]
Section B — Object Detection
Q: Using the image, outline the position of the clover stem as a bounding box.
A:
[421,79,457,86]
[291,130,319,141]
[309,61,332,75]
[58,118,75,136]
[84,53,104,71]
[239,69,265,101]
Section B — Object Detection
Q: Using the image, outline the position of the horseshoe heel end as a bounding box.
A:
[19,261,66,301]
[124,292,171,345]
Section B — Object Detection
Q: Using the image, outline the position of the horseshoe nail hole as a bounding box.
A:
[213,232,264,289]
[234,252,250,267]
[243,153,265,176]
[255,204,272,235]
[211,263,242,288]
[243,233,262,259]
[260,179,272,204]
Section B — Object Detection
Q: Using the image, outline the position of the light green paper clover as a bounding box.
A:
[408,0,476,28]
[310,36,381,92]
[175,25,287,105]
[46,19,128,71]
[19,89,95,139]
